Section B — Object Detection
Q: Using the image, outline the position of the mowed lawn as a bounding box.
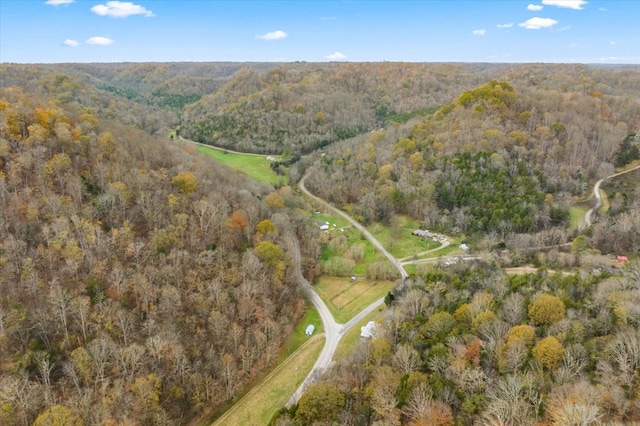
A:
[314,276,395,323]
[196,145,288,186]
[366,216,441,259]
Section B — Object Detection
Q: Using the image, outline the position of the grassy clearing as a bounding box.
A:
[196,145,288,186]
[344,229,380,274]
[280,305,323,358]
[598,188,610,214]
[366,217,441,259]
[313,276,395,323]
[212,336,323,426]
[569,206,587,231]
[319,225,380,275]
[311,212,350,229]
[334,307,387,360]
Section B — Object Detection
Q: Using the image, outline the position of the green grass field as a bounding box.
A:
[280,305,323,358]
[196,145,288,186]
[569,206,587,231]
[313,276,395,323]
[367,220,442,259]
[212,336,323,426]
[312,212,351,229]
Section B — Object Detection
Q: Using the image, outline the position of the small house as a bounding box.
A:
[360,321,377,339]
[305,325,315,336]
[316,220,330,231]
[617,255,629,263]
[412,229,435,239]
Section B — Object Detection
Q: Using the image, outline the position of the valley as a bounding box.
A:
[1,62,639,426]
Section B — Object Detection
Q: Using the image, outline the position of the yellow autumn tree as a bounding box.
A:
[171,171,197,194]
[528,294,566,326]
[34,405,82,426]
[532,336,564,370]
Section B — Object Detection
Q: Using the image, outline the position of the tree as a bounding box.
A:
[254,241,285,274]
[500,292,526,326]
[171,171,197,194]
[265,191,285,208]
[229,210,249,232]
[505,324,536,348]
[528,294,566,326]
[532,336,564,370]
[545,381,603,425]
[393,344,421,374]
[33,405,82,426]
[402,383,453,426]
[295,383,345,425]
[255,219,276,239]
[422,311,457,340]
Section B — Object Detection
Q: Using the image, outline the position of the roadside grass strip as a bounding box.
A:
[280,305,323,358]
[569,206,588,231]
[212,335,323,426]
[314,277,395,324]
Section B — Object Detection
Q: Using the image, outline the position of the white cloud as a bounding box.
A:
[609,41,616,45]
[64,39,79,46]
[497,23,514,28]
[258,30,288,41]
[599,7,607,11]
[321,16,337,20]
[86,36,114,45]
[527,4,544,11]
[542,0,587,10]
[45,0,74,5]
[326,52,346,60]
[91,1,154,18]
[472,29,486,36]
[598,56,633,62]
[519,17,558,29]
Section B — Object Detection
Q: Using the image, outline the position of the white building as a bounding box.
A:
[360,321,377,339]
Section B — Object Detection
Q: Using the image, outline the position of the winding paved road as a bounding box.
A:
[285,237,343,406]
[286,171,409,406]
[584,164,640,227]
[299,171,409,280]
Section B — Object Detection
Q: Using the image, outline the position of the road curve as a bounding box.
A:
[299,170,409,280]
[286,237,342,407]
[287,170,410,406]
[585,164,640,227]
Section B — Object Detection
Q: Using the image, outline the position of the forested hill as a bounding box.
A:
[0,77,313,424]
[0,62,276,137]
[179,63,640,155]
[303,74,640,251]
[179,62,492,154]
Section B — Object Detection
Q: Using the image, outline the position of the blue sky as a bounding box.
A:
[1,0,638,63]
